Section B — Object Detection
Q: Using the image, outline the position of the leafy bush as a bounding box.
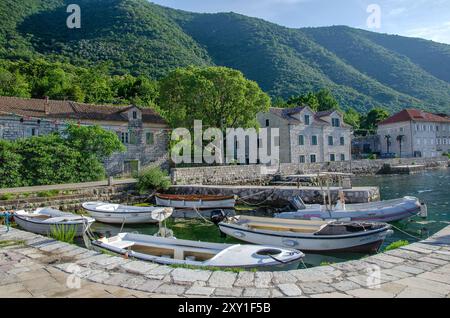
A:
[0,193,15,201]
[136,167,171,194]
[384,240,409,252]
[0,125,124,189]
[36,190,60,198]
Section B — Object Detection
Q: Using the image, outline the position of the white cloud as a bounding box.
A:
[388,7,406,16]
[406,22,450,44]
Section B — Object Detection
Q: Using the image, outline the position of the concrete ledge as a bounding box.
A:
[1,225,450,298]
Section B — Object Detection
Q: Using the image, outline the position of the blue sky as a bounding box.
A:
[150,0,450,44]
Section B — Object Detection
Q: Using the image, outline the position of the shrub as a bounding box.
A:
[37,190,60,198]
[384,240,409,252]
[50,224,77,244]
[136,167,171,194]
[0,193,15,201]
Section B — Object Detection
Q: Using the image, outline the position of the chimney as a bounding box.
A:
[44,96,50,115]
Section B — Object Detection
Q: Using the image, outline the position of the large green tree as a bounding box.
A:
[361,107,390,134]
[158,66,271,130]
[65,124,126,161]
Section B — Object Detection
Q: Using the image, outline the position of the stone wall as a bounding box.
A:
[171,157,449,185]
[0,183,144,212]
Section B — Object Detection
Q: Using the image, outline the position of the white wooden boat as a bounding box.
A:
[82,202,173,224]
[92,233,304,271]
[13,208,94,236]
[156,194,236,209]
[216,215,393,253]
[276,196,424,222]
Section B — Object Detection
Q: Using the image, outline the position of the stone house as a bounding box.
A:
[0,96,170,175]
[377,109,450,158]
[257,106,352,164]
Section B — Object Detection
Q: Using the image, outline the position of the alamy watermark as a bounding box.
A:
[366,264,381,289]
[171,120,280,165]
[66,4,81,29]
[367,4,381,29]
[66,263,82,289]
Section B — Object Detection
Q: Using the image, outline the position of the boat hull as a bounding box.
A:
[14,215,93,237]
[81,202,172,224]
[277,197,422,222]
[156,194,235,209]
[218,223,391,254]
[83,210,158,224]
[92,234,303,271]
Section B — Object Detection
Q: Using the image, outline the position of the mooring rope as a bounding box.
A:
[193,206,215,224]
[389,223,423,241]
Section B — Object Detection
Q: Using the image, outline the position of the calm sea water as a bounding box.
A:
[91,169,450,267]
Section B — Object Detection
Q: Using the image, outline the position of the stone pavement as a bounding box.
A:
[1,225,450,298]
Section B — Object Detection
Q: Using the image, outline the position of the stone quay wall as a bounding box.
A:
[171,157,449,186]
[2,225,450,298]
[170,185,380,205]
[0,182,143,212]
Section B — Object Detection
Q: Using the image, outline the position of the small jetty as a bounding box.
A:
[389,165,426,175]
[1,224,450,298]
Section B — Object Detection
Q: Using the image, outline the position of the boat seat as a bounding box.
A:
[246,222,320,233]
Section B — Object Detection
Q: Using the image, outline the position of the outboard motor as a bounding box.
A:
[210,210,226,226]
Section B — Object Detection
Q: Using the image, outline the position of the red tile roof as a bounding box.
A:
[379,109,450,125]
[0,96,167,125]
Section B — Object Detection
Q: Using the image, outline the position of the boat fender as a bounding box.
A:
[210,210,226,225]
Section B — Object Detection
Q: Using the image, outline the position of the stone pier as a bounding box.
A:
[169,184,380,205]
[1,225,450,298]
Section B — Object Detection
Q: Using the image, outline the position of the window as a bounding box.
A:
[132,111,137,120]
[328,136,334,146]
[304,115,310,125]
[311,135,318,145]
[25,127,38,137]
[299,155,305,163]
[120,132,129,144]
[340,136,345,146]
[310,154,316,163]
[146,132,154,145]
[436,126,439,131]
[340,154,345,161]
[332,118,340,127]
[129,132,138,145]
[265,119,270,127]
[298,135,304,146]
[330,154,336,162]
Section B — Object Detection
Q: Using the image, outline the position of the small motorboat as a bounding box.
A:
[82,202,173,224]
[213,214,393,254]
[92,233,304,271]
[156,194,236,209]
[13,208,94,236]
[276,195,425,222]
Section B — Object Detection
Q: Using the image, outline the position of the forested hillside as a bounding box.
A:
[1,0,449,113]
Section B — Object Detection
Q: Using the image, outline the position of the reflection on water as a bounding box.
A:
[91,169,450,268]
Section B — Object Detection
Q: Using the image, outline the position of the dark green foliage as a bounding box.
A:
[0,140,23,188]
[360,108,390,134]
[0,125,125,188]
[0,59,159,106]
[158,66,270,129]
[0,0,449,113]
[136,167,171,194]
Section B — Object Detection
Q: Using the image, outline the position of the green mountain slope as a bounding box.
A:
[0,0,449,113]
